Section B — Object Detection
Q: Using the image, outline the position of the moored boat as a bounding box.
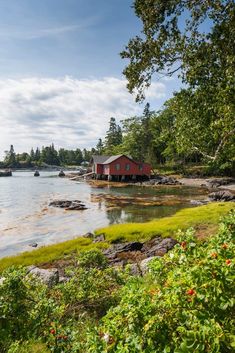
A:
[58,170,65,177]
[0,170,12,177]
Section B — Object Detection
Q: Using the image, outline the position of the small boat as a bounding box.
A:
[0,170,12,177]
[34,170,40,177]
[58,170,65,177]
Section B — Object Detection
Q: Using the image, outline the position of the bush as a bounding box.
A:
[85,212,235,352]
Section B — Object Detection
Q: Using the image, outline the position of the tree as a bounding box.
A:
[4,145,17,167]
[96,138,104,155]
[121,0,235,164]
[30,148,35,161]
[104,117,123,154]
[121,0,235,99]
[34,147,41,162]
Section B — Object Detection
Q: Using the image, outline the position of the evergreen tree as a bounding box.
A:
[104,117,122,154]
[4,145,17,167]
[96,138,104,155]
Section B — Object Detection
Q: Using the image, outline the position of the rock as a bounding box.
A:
[103,241,143,261]
[93,234,105,243]
[49,200,87,210]
[190,200,209,205]
[27,266,59,287]
[152,175,180,185]
[206,178,235,188]
[128,256,160,275]
[143,237,178,257]
[28,243,38,248]
[58,276,70,283]
[84,232,95,239]
[208,190,235,202]
[140,256,157,274]
[58,170,65,177]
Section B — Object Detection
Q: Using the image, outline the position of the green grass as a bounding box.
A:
[0,237,109,273]
[95,202,235,243]
[0,202,234,273]
[8,341,50,353]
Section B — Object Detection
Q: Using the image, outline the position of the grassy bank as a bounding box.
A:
[0,237,108,273]
[0,202,233,273]
[95,202,234,242]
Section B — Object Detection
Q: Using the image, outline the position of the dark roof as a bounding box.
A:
[92,155,111,164]
[103,155,124,164]
[92,154,137,165]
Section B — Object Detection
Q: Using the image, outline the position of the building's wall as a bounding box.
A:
[96,164,104,174]
[102,156,151,176]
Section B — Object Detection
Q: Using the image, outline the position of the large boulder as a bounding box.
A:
[143,237,178,257]
[206,178,235,188]
[139,256,157,274]
[103,242,143,262]
[208,190,235,202]
[27,266,59,287]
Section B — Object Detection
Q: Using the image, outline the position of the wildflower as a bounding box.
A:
[211,252,217,258]
[222,243,228,249]
[186,289,196,296]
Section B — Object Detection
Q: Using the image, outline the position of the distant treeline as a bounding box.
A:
[0,144,96,168]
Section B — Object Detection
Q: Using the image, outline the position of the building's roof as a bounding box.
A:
[92,154,137,165]
[103,155,124,164]
[92,155,111,164]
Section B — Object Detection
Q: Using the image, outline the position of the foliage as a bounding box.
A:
[85,212,235,352]
[119,0,235,166]
[0,251,125,353]
[103,117,123,155]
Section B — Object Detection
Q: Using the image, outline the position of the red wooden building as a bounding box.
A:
[91,155,151,181]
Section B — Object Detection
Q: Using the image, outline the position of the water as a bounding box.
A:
[0,171,206,258]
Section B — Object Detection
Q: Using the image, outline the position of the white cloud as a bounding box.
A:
[0,76,166,157]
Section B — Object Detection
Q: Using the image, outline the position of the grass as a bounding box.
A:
[0,202,234,273]
[8,341,50,353]
[0,237,109,273]
[95,202,235,243]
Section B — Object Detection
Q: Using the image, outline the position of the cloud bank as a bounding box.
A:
[0,76,166,156]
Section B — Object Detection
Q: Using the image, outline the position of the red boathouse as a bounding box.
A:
[91,155,151,181]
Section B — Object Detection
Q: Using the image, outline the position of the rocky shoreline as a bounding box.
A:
[21,234,178,287]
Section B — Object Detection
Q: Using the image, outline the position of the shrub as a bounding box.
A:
[84,212,235,352]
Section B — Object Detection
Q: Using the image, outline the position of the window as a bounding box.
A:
[115,163,120,171]
[139,164,143,171]
[125,163,130,171]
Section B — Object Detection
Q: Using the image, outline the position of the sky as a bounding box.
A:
[0,0,180,157]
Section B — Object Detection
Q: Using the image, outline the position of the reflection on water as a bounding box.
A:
[0,171,207,257]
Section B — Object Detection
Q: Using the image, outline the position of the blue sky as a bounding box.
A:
[0,0,180,156]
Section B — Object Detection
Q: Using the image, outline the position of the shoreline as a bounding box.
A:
[0,202,234,272]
